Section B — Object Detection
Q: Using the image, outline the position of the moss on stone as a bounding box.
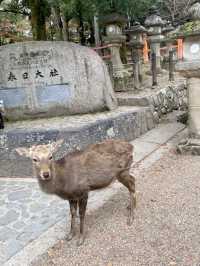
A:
[180,21,200,34]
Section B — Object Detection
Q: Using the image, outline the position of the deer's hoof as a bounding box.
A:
[76,235,85,246]
[66,232,75,241]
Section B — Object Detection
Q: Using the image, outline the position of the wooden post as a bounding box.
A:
[143,39,149,63]
[169,49,175,81]
[177,39,183,60]
[151,52,157,87]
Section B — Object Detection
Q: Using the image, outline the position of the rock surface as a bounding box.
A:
[0,41,117,121]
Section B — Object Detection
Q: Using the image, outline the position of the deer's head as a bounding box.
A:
[16,139,63,181]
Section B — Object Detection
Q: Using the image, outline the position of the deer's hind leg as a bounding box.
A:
[66,199,78,241]
[77,193,88,246]
[117,170,136,225]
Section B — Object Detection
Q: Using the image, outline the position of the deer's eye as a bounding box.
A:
[49,156,53,160]
[33,158,38,162]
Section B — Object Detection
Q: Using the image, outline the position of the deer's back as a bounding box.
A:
[56,139,133,193]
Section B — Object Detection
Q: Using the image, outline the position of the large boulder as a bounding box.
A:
[0,41,117,121]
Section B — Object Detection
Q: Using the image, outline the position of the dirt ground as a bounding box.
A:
[32,151,200,266]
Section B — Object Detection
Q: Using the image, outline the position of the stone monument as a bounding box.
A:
[145,6,165,73]
[0,41,117,121]
[100,13,131,92]
[68,18,80,43]
[176,2,200,154]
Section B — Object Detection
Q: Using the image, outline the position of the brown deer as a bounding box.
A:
[16,139,136,246]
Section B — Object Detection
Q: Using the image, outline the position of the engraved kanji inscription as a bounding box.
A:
[50,68,59,77]
[22,72,29,80]
[35,70,44,78]
[8,72,17,81]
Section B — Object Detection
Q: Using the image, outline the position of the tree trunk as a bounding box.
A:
[30,0,47,40]
[76,0,85,45]
[93,15,100,47]
[52,6,64,41]
[79,16,85,45]
[61,13,68,41]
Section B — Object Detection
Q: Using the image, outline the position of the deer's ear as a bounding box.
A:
[15,147,31,158]
[51,139,64,151]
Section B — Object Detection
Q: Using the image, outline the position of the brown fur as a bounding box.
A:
[16,139,136,246]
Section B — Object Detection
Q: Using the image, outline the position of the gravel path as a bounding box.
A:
[32,151,200,266]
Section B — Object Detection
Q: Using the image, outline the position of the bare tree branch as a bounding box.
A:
[162,0,195,23]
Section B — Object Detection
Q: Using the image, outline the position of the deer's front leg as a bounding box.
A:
[77,194,88,246]
[66,199,77,241]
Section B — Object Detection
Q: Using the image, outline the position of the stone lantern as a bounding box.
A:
[163,22,174,55]
[162,22,175,69]
[162,21,174,36]
[100,13,131,92]
[68,18,80,43]
[176,2,200,154]
[145,6,165,73]
[125,22,147,89]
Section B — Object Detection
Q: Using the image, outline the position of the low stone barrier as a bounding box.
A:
[117,83,188,123]
[149,83,187,122]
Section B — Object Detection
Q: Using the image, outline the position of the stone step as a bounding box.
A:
[117,93,150,107]
[0,106,156,177]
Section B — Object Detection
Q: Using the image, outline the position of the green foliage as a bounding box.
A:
[55,0,160,24]
[95,0,158,22]
[0,0,161,43]
[27,0,51,17]
[180,20,200,35]
[58,0,96,22]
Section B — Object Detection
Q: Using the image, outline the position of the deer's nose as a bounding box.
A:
[42,172,50,179]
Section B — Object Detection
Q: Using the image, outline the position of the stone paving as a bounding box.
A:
[0,180,68,264]
[0,122,186,265]
[0,178,124,266]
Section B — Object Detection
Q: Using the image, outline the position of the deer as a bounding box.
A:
[16,139,136,246]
